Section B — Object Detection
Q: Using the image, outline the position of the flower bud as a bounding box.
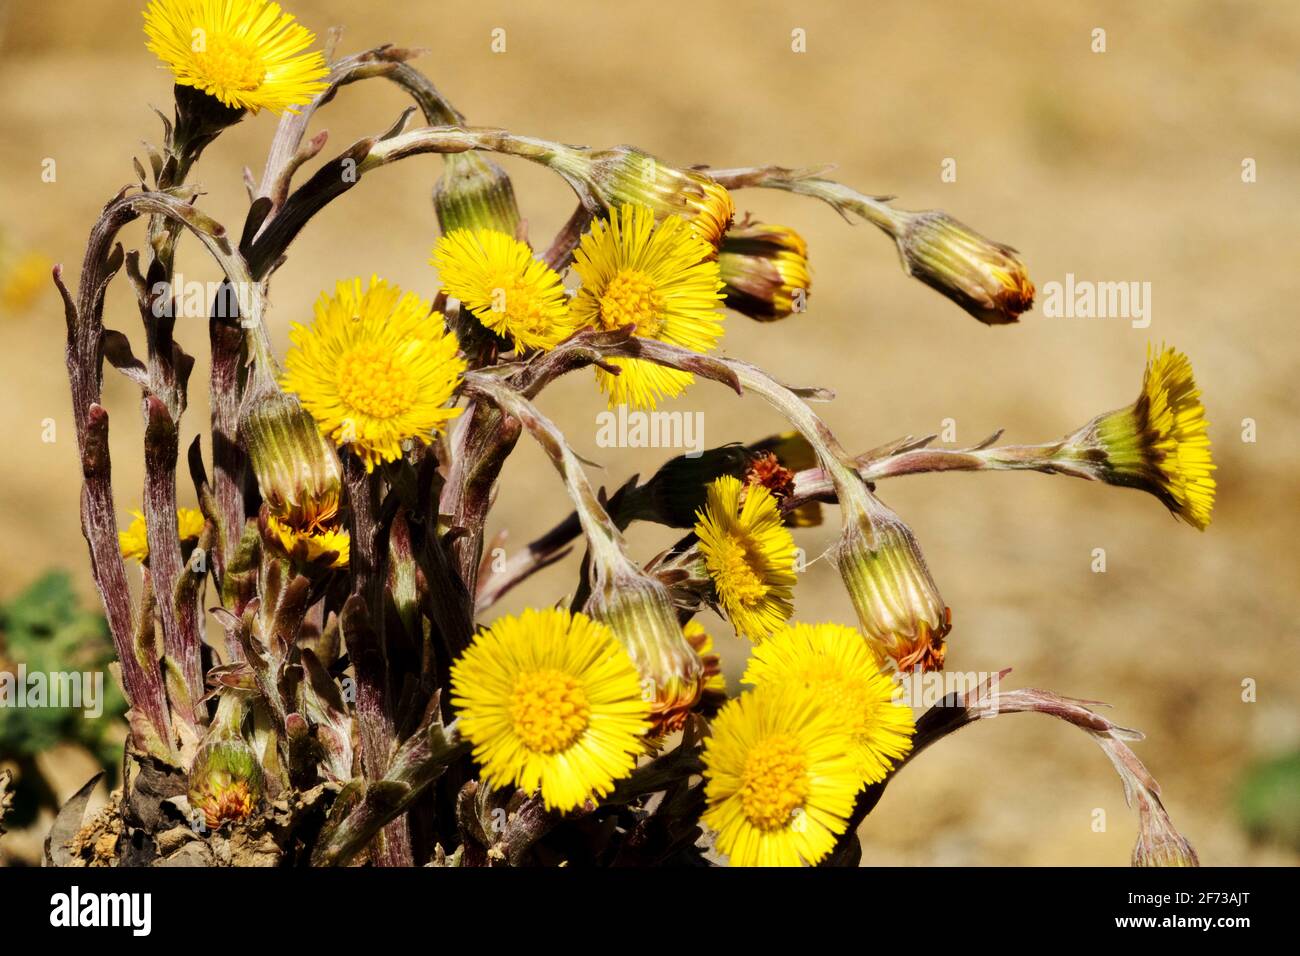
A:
[718,220,811,321]
[585,563,705,735]
[241,382,349,566]
[835,490,950,672]
[434,152,523,239]
[554,145,734,248]
[891,210,1034,326]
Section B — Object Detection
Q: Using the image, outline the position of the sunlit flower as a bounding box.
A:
[281,276,466,472]
[742,622,914,784]
[119,507,206,562]
[683,619,727,708]
[694,475,797,641]
[701,683,862,867]
[431,228,573,351]
[450,608,652,812]
[143,0,328,114]
[266,515,349,568]
[718,220,812,321]
[570,204,725,409]
[1061,345,1215,530]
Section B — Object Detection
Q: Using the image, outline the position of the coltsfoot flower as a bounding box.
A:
[570,204,725,409]
[891,209,1034,325]
[431,228,572,351]
[450,608,652,812]
[694,475,797,641]
[119,507,206,562]
[701,683,862,867]
[1058,345,1215,530]
[742,622,914,784]
[555,145,735,248]
[718,220,812,321]
[683,620,727,710]
[835,487,950,672]
[143,0,328,115]
[281,276,467,472]
[188,737,262,829]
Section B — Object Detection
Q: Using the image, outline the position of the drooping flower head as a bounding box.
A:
[835,484,951,673]
[143,0,328,114]
[451,608,652,812]
[570,204,725,409]
[281,276,467,472]
[1062,346,1216,530]
[701,683,862,867]
[694,475,797,641]
[891,209,1034,326]
[683,619,728,712]
[119,507,206,562]
[431,228,572,352]
[718,220,812,321]
[742,622,914,784]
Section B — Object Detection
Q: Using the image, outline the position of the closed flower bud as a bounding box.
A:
[891,209,1034,326]
[835,488,950,672]
[585,562,705,735]
[718,220,812,321]
[553,145,734,248]
[188,736,262,830]
[434,152,522,239]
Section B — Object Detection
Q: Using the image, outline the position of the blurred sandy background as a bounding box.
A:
[1,0,1298,865]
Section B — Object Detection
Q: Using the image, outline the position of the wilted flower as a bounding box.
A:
[188,736,262,829]
[434,153,523,239]
[683,620,727,711]
[570,204,726,409]
[719,220,812,321]
[701,683,862,867]
[432,228,573,352]
[118,507,206,563]
[1056,345,1215,530]
[834,485,950,672]
[450,608,651,811]
[890,209,1034,326]
[143,0,328,115]
[694,475,797,641]
[554,145,735,248]
[281,276,467,472]
[743,622,914,784]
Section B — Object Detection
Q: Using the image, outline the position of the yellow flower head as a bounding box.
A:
[718,221,812,321]
[281,276,467,472]
[694,475,797,641]
[0,252,53,316]
[143,0,328,114]
[683,620,727,702]
[119,507,206,562]
[570,204,725,409]
[1089,345,1216,530]
[266,514,349,568]
[451,608,652,812]
[742,622,914,785]
[701,683,862,867]
[431,228,573,352]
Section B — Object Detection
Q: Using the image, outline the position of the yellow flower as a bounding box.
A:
[281,276,467,472]
[570,204,725,409]
[143,0,328,114]
[1082,346,1216,530]
[701,683,862,867]
[266,514,349,568]
[431,228,572,351]
[718,221,812,321]
[683,620,727,702]
[0,252,52,315]
[742,622,914,785]
[450,608,652,812]
[694,475,797,641]
[119,507,206,562]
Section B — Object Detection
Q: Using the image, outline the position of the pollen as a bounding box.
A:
[194,35,266,93]
[739,734,810,831]
[336,342,416,421]
[509,669,592,754]
[707,534,768,608]
[598,269,665,335]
